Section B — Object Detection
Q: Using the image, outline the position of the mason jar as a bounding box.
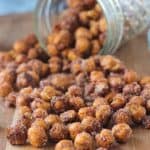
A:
[35,0,150,54]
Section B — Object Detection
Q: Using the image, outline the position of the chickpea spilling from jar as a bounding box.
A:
[0,0,150,150]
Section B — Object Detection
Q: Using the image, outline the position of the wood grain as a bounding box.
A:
[1,13,150,150]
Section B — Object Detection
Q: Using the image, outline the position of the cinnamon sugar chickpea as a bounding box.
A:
[67,85,83,97]
[93,97,108,108]
[32,108,48,119]
[78,107,95,120]
[32,118,48,130]
[68,122,84,140]
[28,126,48,147]
[49,123,69,141]
[95,129,115,148]
[124,70,138,83]
[45,114,61,128]
[55,140,75,150]
[90,71,104,82]
[74,132,94,150]
[112,123,132,143]
[0,82,13,97]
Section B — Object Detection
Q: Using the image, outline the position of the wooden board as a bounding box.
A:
[1,13,150,150]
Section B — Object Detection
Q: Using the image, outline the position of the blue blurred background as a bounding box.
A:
[0,0,37,15]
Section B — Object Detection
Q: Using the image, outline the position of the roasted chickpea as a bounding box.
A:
[112,123,132,143]
[81,116,101,133]
[81,58,96,72]
[68,122,84,140]
[53,30,72,50]
[51,96,68,113]
[16,94,31,107]
[19,106,32,116]
[0,82,13,97]
[95,105,112,125]
[24,33,37,46]
[55,140,75,150]
[79,11,90,25]
[45,114,61,128]
[93,97,108,108]
[32,118,48,130]
[69,96,85,110]
[75,27,92,40]
[91,40,101,55]
[47,44,58,56]
[110,94,126,110]
[142,116,150,129]
[140,76,150,86]
[141,88,150,101]
[112,109,132,125]
[71,59,82,75]
[28,126,48,147]
[67,50,79,61]
[90,71,104,82]
[124,70,138,83]
[67,85,83,97]
[41,86,57,101]
[13,40,28,54]
[125,103,146,123]
[32,108,48,119]
[146,100,150,113]
[49,57,62,73]
[49,123,69,141]
[123,82,141,99]
[7,123,27,145]
[109,76,124,92]
[78,107,95,120]
[95,129,114,148]
[101,55,122,72]
[20,86,33,95]
[30,98,51,112]
[74,132,94,150]
[60,110,77,123]
[129,96,145,106]
[27,48,39,59]
[16,71,39,89]
[90,21,100,37]
[99,17,107,32]
[75,38,91,55]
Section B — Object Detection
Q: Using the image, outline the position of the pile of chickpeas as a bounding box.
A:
[2,0,150,150]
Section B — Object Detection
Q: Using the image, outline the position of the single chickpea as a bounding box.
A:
[32,118,48,130]
[13,40,28,54]
[87,9,100,20]
[95,105,112,125]
[41,86,57,101]
[110,94,126,110]
[67,85,83,97]
[28,126,48,147]
[24,33,37,46]
[53,30,72,50]
[99,17,107,32]
[71,59,82,75]
[79,11,90,25]
[78,107,95,120]
[112,109,133,125]
[112,123,132,143]
[20,86,33,95]
[125,103,146,123]
[67,50,79,61]
[81,116,101,133]
[129,96,145,106]
[49,123,69,141]
[95,129,115,148]
[69,96,85,110]
[68,122,84,140]
[55,140,75,150]
[124,70,138,83]
[74,132,94,150]
[16,94,31,107]
[0,82,13,97]
[7,123,27,145]
[93,97,108,108]
[45,114,61,128]
[91,40,101,55]
[90,21,100,37]
[5,92,17,107]
[75,38,91,55]
[15,54,28,64]
[140,76,150,86]
[51,96,68,113]
[27,48,39,59]
[90,71,104,82]
[47,44,58,56]
[19,106,32,116]
[75,27,92,40]
[60,110,77,123]
[32,108,48,119]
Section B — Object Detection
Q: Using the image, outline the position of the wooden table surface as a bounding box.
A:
[0,13,150,150]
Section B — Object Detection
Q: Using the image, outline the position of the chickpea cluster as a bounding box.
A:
[3,0,150,149]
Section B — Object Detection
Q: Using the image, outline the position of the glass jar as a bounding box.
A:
[35,0,150,54]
